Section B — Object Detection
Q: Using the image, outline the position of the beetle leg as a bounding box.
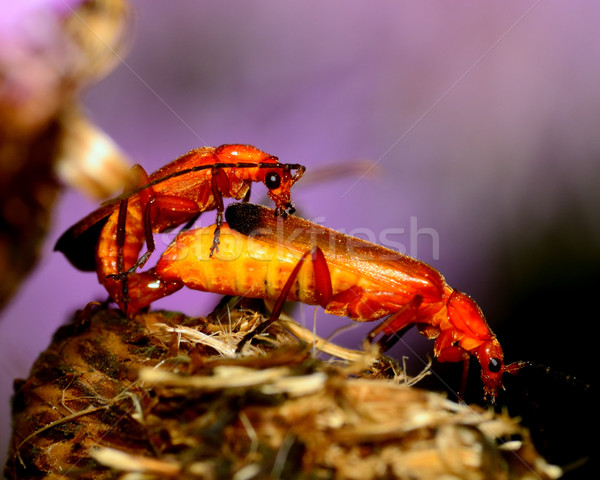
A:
[115,199,128,275]
[111,165,154,310]
[110,190,203,314]
[433,330,473,402]
[140,195,202,264]
[375,323,417,352]
[210,166,225,257]
[121,165,201,273]
[435,341,469,363]
[210,223,222,257]
[130,164,154,254]
[115,198,129,311]
[105,164,185,312]
[366,295,423,348]
[111,195,204,286]
[141,195,156,264]
[110,192,149,314]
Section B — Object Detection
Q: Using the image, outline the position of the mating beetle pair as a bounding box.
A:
[56,144,522,400]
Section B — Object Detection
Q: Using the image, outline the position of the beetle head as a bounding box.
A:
[476,339,509,402]
[263,164,305,217]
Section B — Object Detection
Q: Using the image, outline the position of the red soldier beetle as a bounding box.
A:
[54,145,305,313]
[137,202,522,400]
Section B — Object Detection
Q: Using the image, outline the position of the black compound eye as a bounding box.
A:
[488,358,502,373]
[265,172,281,190]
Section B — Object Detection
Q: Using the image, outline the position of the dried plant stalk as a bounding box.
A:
[5,305,561,479]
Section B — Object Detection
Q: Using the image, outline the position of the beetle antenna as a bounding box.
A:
[515,361,592,393]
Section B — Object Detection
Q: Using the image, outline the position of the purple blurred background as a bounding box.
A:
[2,1,600,473]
